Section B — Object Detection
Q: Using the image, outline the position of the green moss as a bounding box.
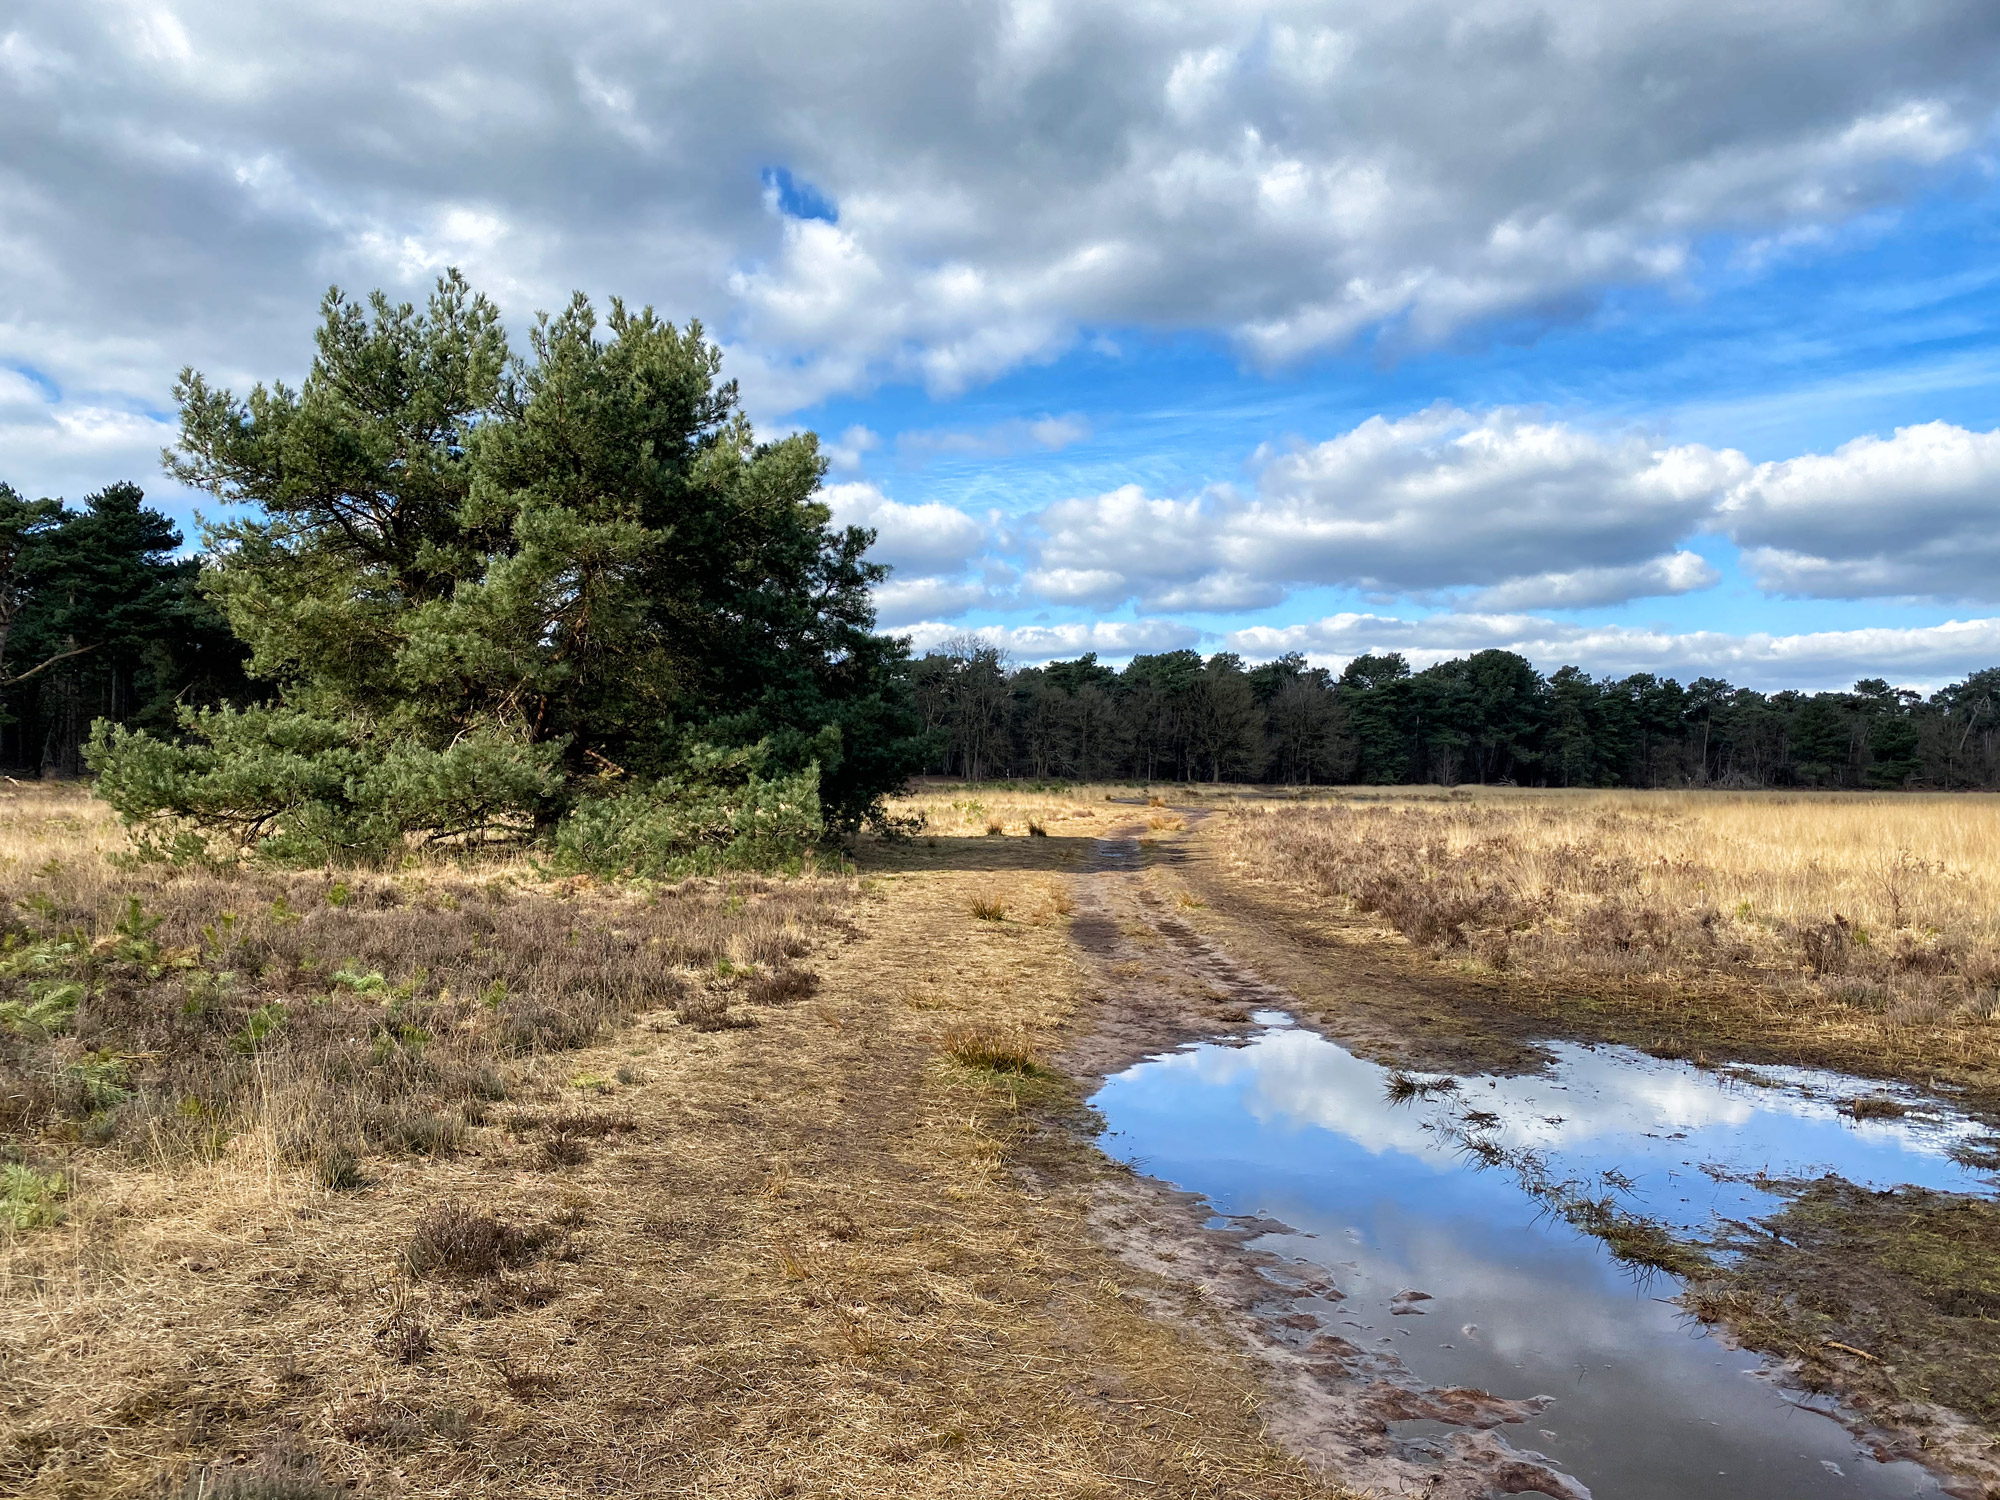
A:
[1700,1180,2000,1428]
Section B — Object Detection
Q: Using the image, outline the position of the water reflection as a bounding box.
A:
[1092,1017,1989,1499]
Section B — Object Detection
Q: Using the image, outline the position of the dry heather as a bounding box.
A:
[1,784,1347,1500]
[0,784,842,1217]
[1213,789,2000,1079]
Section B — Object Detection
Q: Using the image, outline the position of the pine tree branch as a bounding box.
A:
[1,640,103,687]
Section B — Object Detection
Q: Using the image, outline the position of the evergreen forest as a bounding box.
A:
[910,642,2000,791]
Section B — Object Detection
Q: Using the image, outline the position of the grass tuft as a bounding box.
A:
[1384,1071,1459,1103]
[164,1443,345,1500]
[1843,1095,1909,1120]
[941,1028,1044,1077]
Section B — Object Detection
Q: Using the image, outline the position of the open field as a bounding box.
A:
[895,780,2000,1487]
[1186,786,2000,1095]
[0,784,1345,1500]
[10,777,2000,1497]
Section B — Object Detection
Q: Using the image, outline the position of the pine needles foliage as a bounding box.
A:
[86,272,925,866]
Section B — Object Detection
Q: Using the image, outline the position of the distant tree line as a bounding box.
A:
[912,640,2000,790]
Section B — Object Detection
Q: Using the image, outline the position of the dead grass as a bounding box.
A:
[1,783,1352,1500]
[1210,788,2000,1087]
[893,783,1124,840]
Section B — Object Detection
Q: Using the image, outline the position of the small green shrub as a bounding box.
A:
[1,1163,69,1230]
[0,979,84,1037]
[232,1002,289,1053]
[87,706,566,866]
[548,745,822,880]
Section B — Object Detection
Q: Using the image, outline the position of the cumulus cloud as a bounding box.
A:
[0,367,179,513]
[822,424,880,472]
[1461,551,1721,611]
[899,617,1201,661]
[821,480,988,576]
[1024,409,1744,611]
[1716,421,2000,600]
[1228,612,2000,691]
[870,576,995,627]
[844,406,2000,637]
[820,478,999,626]
[4,0,1998,429]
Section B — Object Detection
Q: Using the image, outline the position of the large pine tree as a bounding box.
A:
[89,273,924,863]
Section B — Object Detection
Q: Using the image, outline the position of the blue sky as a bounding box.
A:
[7,0,2000,688]
[796,175,2000,676]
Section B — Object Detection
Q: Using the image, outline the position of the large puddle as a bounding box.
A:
[1093,1014,2000,1499]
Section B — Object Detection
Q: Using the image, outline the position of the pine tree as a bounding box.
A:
[88,273,923,864]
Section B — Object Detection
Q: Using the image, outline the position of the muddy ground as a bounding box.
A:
[1032,807,2000,1500]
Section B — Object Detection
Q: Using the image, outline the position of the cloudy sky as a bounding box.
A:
[8,0,2000,688]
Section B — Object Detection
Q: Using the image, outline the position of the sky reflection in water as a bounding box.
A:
[1092,1018,1994,1499]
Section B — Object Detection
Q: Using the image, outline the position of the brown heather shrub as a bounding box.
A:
[404,1201,547,1278]
[0,787,851,1191]
[1220,791,2000,1020]
[744,965,818,1006]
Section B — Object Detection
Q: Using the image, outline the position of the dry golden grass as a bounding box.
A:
[893,783,1126,839]
[1208,787,2000,1084]
[1,784,1349,1499]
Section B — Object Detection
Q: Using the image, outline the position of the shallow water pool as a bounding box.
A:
[1093,1016,1997,1499]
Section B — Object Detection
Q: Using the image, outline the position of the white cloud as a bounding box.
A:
[0,367,180,511]
[3,0,1997,424]
[900,616,1200,662]
[823,423,880,472]
[1461,551,1720,611]
[870,575,993,627]
[839,407,2000,639]
[1717,421,2000,600]
[1241,409,1744,592]
[897,413,1091,457]
[821,479,988,576]
[1023,409,1745,612]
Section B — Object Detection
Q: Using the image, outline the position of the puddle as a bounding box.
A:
[1093,1015,1996,1499]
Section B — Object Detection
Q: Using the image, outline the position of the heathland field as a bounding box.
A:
[1206,786,2000,1085]
[0,784,1342,1500]
[5,780,2000,1498]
